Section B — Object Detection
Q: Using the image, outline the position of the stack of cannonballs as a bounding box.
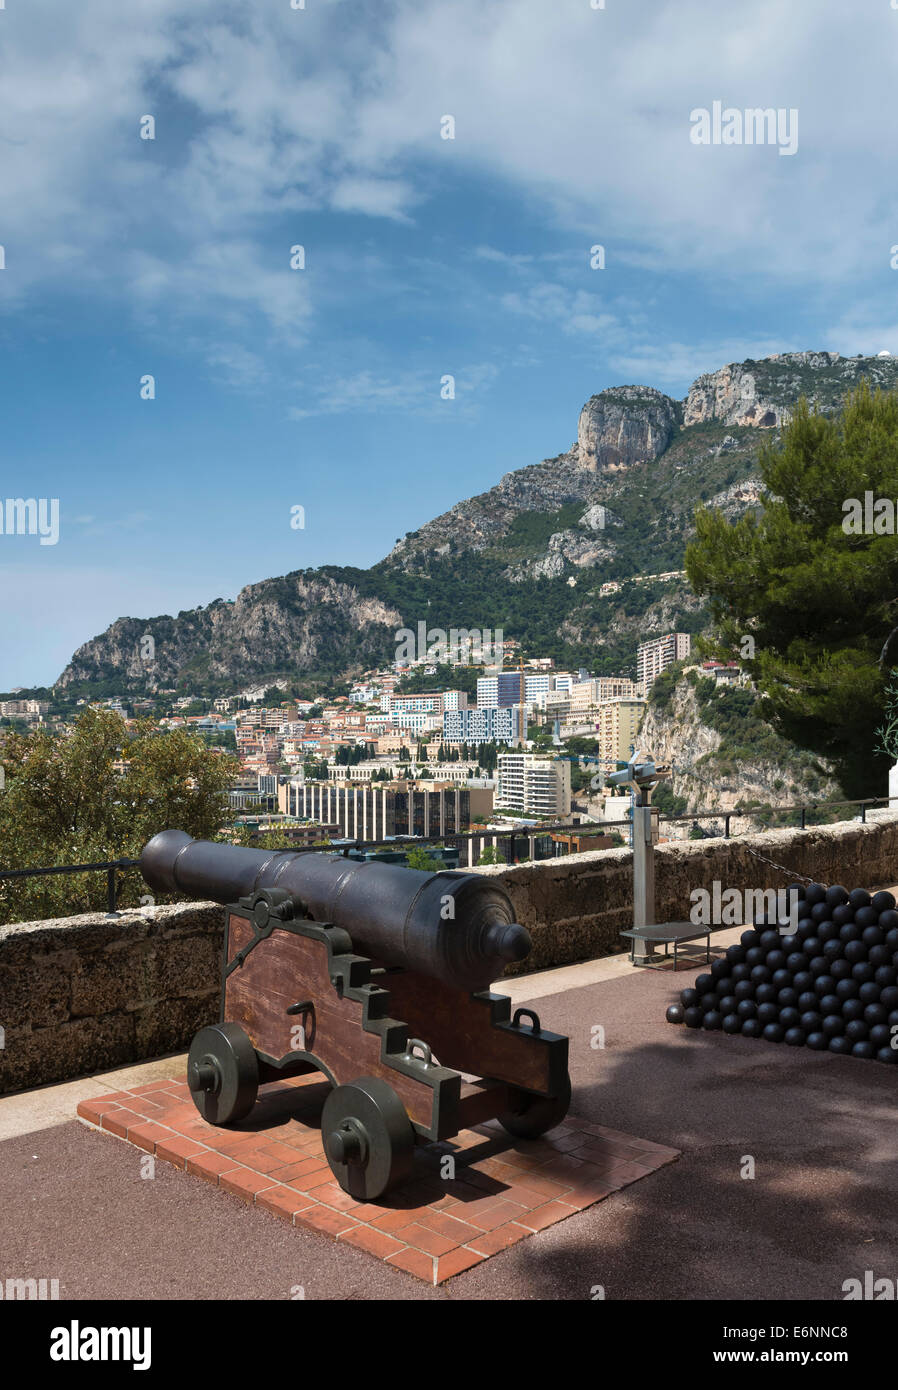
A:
[666,883,898,1063]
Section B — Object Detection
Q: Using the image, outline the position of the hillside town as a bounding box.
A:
[1,632,750,862]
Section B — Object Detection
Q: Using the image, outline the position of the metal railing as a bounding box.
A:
[0,857,141,917]
[1,792,897,907]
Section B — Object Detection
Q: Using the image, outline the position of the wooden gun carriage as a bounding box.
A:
[141,831,571,1200]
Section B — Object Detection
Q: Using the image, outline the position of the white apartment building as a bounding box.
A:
[496,754,571,818]
[595,698,646,773]
[637,633,691,691]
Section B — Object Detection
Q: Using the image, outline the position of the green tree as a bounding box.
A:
[477,844,504,865]
[404,845,445,871]
[686,384,898,796]
[0,708,237,923]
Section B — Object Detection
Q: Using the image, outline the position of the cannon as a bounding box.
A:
[141,831,571,1199]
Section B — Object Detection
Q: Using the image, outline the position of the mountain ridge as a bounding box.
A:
[56,350,898,693]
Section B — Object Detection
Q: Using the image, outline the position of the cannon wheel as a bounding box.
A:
[498,1071,572,1140]
[187,1022,259,1125]
[322,1076,415,1200]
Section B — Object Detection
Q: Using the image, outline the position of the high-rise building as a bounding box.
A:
[278,780,493,839]
[496,754,571,818]
[443,705,523,745]
[595,698,646,773]
[637,633,691,691]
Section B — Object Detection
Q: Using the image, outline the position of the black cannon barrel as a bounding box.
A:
[141,830,531,992]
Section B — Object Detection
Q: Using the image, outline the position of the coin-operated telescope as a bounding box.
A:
[608,753,669,938]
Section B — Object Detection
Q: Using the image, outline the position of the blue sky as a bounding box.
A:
[3,0,898,689]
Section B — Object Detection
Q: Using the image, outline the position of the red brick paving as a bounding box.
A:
[76,1072,678,1286]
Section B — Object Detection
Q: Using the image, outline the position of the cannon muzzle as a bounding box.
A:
[141,830,530,992]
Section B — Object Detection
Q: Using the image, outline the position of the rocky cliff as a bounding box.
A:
[57,572,402,691]
[55,350,898,695]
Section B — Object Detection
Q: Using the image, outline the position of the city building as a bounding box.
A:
[443,705,523,745]
[637,633,691,690]
[595,697,646,774]
[278,780,494,840]
[496,754,571,818]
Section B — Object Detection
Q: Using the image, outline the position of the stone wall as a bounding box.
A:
[3,813,898,1094]
[0,902,223,1095]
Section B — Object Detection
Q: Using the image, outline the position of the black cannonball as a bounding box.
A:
[809,957,830,978]
[757,1002,779,1025]
[770,968,792,991]
[737,999,758,1020]
[872,890,897,914]
[841,999,864,1022]
[828,1034,852,1054]
[796,885,807,900]
[718,994,737,1017]
[745,946,766,967]
[849,888,872,909]
[875,965,897,987]
[684,1006,703,1027]
[806,1031,827,1050]
[762,1022,785,1043]
[759,929,781,950]
[852,1041,876,1059]
[858,981,881,1006]
[817,922,839,944]
[852,962,875,984]
[804,884,827,907]
[844,940,867,964]
[779,1007,801,1030]
[861,925,884,949]
[750,965,772,985]
[741,1018,763,1037]
[702,1010,722,1030]
[740,928,761,949]
[797,991,818,1012]
[877,1045,898,1063]
[779,934,800,955]
[711,958,731,980]
[838,922,861,943]
[818,994,841,1017]
[826,885,850,908]
[797,919,817,940]
[734,979,756,1001]
[830,959,853,980]
[755,983,777,1005]
[680,987,700,1008]
[700,993,721,1013]
[786,952,809,974]
[845,1019,868,1043]
[868,945,891,968]
[879,910,898,934]
[800,1011,823,1032]
[731,963,751,984]
[836,978,859,1001]
[810,902,830,924]
[884,928,898,952]
[722,1013,741,1035]
[766,950,787,974]
[823,939,844,962]
[864,1003,887,1026]
[802,937,821,960]
[822,1014,845,1037]
[880,985,898,1011]
[695,973,715,995]
[832,904,855,927]
[813,975,836,998]
[869,1023,892,1049]
[784,1027,806,1046]
[855,907,880,931]
[792,971,814,994]
[777,987,799,1008]
[726,943,747,965]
